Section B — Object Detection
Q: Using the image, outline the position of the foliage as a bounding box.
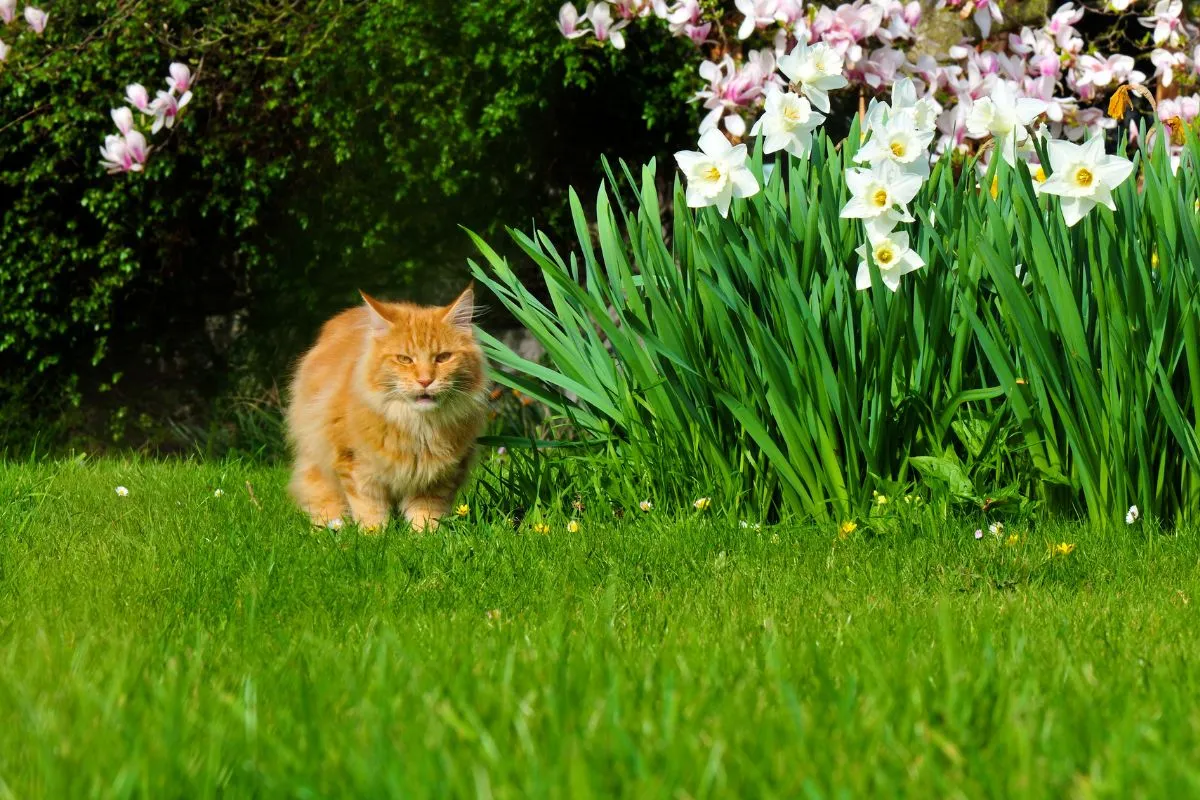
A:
[471,118,1200,526]
[0,0,697,446]
[2,457,1199,795]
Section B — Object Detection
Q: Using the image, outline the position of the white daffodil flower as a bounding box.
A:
[854,115,934,177]
[965,80,1047,166]
[777,40,848,114]
[674,128,760,217]
[749,88,825,158]
[840,160,922,226]
[1036,136,1134,227]
[854,218,925,292]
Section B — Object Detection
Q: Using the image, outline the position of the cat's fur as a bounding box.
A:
[286,286,487,531]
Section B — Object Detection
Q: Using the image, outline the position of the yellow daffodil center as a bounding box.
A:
[889,141,906,158]
[1074,167,1094,188]
[783,104,804,124]
[1033,166,1047,183]
[703,165,722,182]
[874,244,896,265]
[871,188,889,207]
[990,175,1000,199]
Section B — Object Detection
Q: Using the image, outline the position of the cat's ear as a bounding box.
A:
[443,283,475,332]
[360,291,394,335]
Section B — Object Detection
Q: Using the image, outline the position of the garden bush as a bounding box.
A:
[0,0,696,448]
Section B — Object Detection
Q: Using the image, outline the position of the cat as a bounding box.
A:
[286,285,487,531]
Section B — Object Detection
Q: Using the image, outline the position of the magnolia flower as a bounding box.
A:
[22,5,45,33]
[1151,48,1189,88]
[167,62,193,101]
[149,89,189,133]
[124,130,148,170]
[965,80,1047,166]
[1075,54,1143,89]
[777,41,848,114]
[750,88,825,157]
[693,497,712,510]
[99,135,132,173]
[558,2,590,38]
[126,84,150,113]
[1126,505,1139,524]
[0,0,13,24]
[970,0,1003,38]
[1109,0,1133,8]
[735,0,776,39]
[1037,136,1135,227]
[0,39,7,62]
[1139,0,1184,46]
[840,160,922,225]
[674,128,760,217]
[854,218,925,292]
[587,2,629,49]
[115,485,130,497]
[111,107,134,135]
[639,500,653,512]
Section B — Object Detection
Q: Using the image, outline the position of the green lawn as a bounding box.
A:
[2,458,1199,797]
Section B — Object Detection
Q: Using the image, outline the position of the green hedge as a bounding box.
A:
[0,0,695,447]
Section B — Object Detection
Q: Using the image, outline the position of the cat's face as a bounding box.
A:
[361,286,485,412]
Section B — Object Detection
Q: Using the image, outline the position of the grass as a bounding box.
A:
[2,457,1200,797]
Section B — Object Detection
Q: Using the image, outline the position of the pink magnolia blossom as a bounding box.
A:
[0,0,14,25]
[149,89,188,134]
[0,39,7,62]
[99,135,132,174]
[694,50,778,137]
[22,5,46,34]
[167,62,193,95]
[123,130,148,169]
[126,84,150,113]
[587,2,629,49]
[111,107,134,135]
[1151,47,1190,87]
[1140,0,1184,47]
[558,2,590,38]
[735,0,777,40]
[1075,54,1144,89]
[971,0,1004,39]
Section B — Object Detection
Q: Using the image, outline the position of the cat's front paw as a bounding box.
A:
[406,509,441,532]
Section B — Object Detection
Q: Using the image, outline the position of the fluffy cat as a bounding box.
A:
[286,286,487,531]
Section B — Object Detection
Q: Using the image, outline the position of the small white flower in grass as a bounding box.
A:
[739,520,762,530]
[115,486,130,497]
[854,218,924,292]
[674,129,760,218]
[1126,505,1139,524]
[750,88,825,158]
[639,500,653,512]
[966,80,1047,166]
[974,529,984,540]
[840,161,922,226]
[1036,136,1135,227]
[694,497,711,511]
[567,520,581,533]
[213,489,225,498]
[777,41,848,114]
[327,517,344,531]
[989,521,1004,537]
[23,6,46,34]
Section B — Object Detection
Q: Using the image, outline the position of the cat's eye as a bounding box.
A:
[394,354,413,365]
[434,351,454,364]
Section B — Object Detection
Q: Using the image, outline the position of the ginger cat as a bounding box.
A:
[286,286,487,531]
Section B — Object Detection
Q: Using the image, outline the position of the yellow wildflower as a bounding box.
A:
[876,494,888,506]
[455,503,470,517]
[639,500,653,512]
[567,520,581,533]
[532,522,551,535]
[839,520,857,540]
[1006,533,1020,546]
[693,497,712,511]
[1054,542,1076,556]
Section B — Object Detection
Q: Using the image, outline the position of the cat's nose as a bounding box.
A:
[417,377,433,388]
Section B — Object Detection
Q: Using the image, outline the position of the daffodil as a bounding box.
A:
[854,218,925,292]
[840,160,922,226]
[776,40,848,114]
[1036,136,1134,227]
[674,129,760,218]
[965,80,1047,166]
[855,114,934,178]
[115,486,130,497]
[693,497,712,511]
[639,500,653,512]
[750,88,825,158]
